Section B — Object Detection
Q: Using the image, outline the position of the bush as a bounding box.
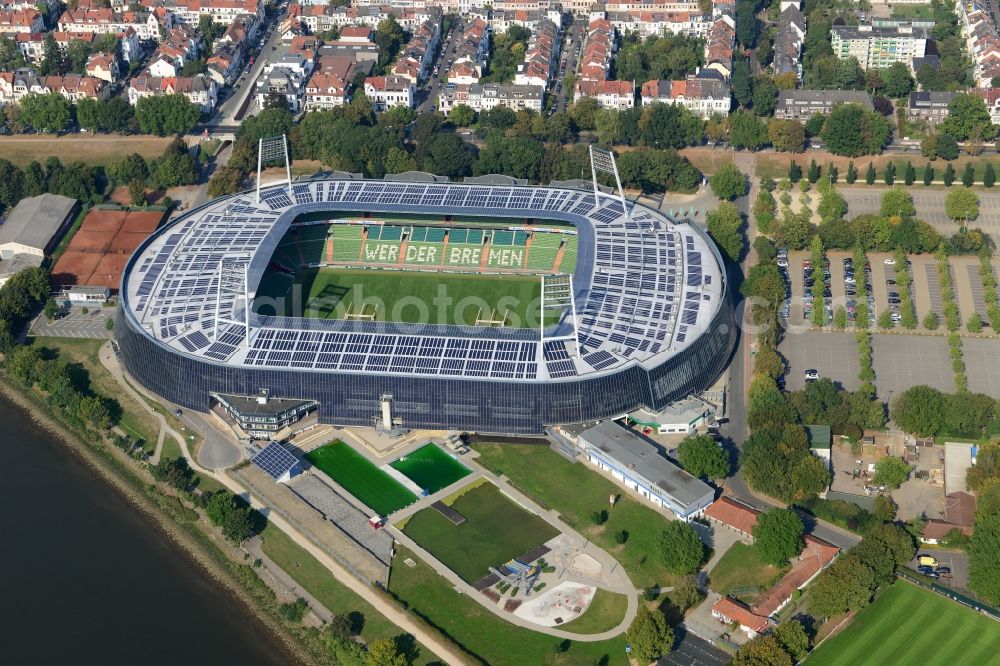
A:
[591,509,608,525]
[277,598,309,623]
[923,311,940,330]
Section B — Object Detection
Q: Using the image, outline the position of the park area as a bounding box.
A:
[389,444,470,495]
[304,441,416,516]
[401,482,558,584]
[807,581,1000,666]
[472,443,676,589]
[0,134,172,167]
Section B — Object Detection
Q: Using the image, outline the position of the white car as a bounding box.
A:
[884,257,896,265]
[804,369,820,381]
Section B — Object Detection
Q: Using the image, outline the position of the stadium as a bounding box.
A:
[116,169,736,434]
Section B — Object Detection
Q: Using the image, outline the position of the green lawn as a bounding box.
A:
[286,267,544,328]
[708,542,787,603]
[402,483,558,584]
[807,580,1000,666]
[472,443,677,589]
[558,589,629,634]
[389,545,627,666]
[390,444,470,495]
[259,524,438,665]
[305,441,416,516]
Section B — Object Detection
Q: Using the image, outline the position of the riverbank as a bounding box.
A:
[0,375,316,666]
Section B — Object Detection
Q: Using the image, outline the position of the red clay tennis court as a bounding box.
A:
[121,211,164,234]
[52,250,103,287]
[67,229,115,253]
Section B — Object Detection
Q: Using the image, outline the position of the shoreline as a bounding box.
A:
[0,376,316,666]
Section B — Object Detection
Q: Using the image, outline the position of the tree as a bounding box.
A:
[969,312,984,333]
[923,162,935,186]
[710,163,745,200]
[677,435,729,479]
[880,62,915,98]
[207,166,245,197]
[865,162,876,185]
[944,186,978,222]
[625,607,674,663]
[805,113,825,137]
[420,133,474,178]
[19,93,72,133]
[923,311,940,330]
[822,104,891,156]
[128,179,145,206]
[904,161,916,186]
[729,110,769,150]
[963,162,976,187]
[732,636,792,666]
[873,494,898,523]
[970,512,1000,604]
[658,521,705,574]
[891,385,947,436]
[873,456,911,489]
[108,153,149,187]
[135,94,201,136]
[0,36,25,70]
[943,162,956,186]
[986,162,996,188]
[706,202,744,262]
[788,160,802,183]
[767,118,805,152]
[638,103,704,149]
[367,638,407,666]
[937,133,960,161]
[846,161,858,184]
[374,15,406,70]
[880,188,915,218]
[773,620,810,662]
[40,33,63,76]
[448,104,476,128]
[882,161,896,186]
[732,57,753,108]
[752,508,805,566]
[809,553,877,618]
[808,159,821,183]
[942,93,996,142]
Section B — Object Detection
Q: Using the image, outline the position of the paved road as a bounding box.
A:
[553,19,584,113]
[32,306,113,339]
[416,19,462,114]
[660,628,729,666]
[210,7,286,124]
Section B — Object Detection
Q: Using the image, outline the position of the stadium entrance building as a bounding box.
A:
[117,172,736,435]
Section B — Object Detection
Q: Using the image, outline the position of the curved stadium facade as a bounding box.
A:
[117,177,736,434]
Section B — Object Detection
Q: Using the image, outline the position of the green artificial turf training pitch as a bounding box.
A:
[389,444,470,495]
[806,580,1000,666]
[305,441,416,516]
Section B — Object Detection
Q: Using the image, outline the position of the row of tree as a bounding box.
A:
[890,385,1000,438]
[0,92,202,137]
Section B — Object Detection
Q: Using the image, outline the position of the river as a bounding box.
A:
[0,395,295,666]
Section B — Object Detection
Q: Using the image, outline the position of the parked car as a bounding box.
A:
[884,257,896,265]
[888,297,902,304]
[804,368,820,381]
[936,566,952,575]
[918,554,939,567]
[886,279,896,285]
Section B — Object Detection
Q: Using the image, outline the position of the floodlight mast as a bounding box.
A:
[589,145,630,220]
[256,135,294,204]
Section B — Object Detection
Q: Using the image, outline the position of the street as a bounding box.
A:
[416,19,463,113]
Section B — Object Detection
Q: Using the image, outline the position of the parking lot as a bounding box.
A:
[872,334,955,400]
[840,188,1000,238]
[906,549,969,591]
[779,331,861,391]
[31,306,114,339]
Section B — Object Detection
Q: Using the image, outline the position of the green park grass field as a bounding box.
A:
[271,267,545,328]
[807,581,1000,666]
[304,441,416,516]
[401,482,558,584]
[389,444,470,495]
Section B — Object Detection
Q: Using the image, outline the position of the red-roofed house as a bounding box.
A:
[85,52,119,83]
[751,535,839,617]
[711,597,770,639]
[0,8,42,34]
[574,79,634,109]
[703,496,760,541]
[364,75,413,111]
[340,26,373,43]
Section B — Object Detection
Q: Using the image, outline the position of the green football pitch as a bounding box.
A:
[401,482,559,584]
[389,444,470,495]
[281,267,547,328]
[806,580,1000,666]
[305,441,416,516]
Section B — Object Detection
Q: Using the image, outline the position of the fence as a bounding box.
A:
[896,570,1000,621]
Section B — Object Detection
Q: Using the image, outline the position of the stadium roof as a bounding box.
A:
[0,194,77,256]
[121,178,725,383]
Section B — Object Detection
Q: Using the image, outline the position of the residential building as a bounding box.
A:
[975,86,1000,124]
[575,420,715,519]
[391,16,441,83]
[704,12,735,78]
[207,44,242,85]
[575,78,634,109]
[514,17,559,88]
[774,89,874,120]
[257,54,312,112]
[578,17,615,82]
[438,82,544,114]
[606,9,710,39]
[830,23,928,71]
[128,74,218,112]
[907,91,958,124]
[959,3,1000,87]
[711,597,770,639]
[773,1,805,81]
[0,7,41,33]
[85,52,119,83]
[921,491,975,544]
[136,0,262,26]
[0,69,109,103]
[640,74,731,119]
[364,75,414,111]
[339,26,373,43]
[57,8,162,41]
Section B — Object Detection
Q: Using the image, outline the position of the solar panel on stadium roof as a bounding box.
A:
[251,442,301,482]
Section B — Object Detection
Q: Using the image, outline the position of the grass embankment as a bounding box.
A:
[0,134,172,167]
[558,589,629,634]
[708,542,788,603]
[402,482,558,584]
[472,442,676,589]
[388,545,624,666]
[259,524,438,665]
[807,580,1000,666]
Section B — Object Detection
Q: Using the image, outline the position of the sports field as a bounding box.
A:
[289,267,545,327]
[304,441,416,516]
[402,482,559,584]
[389,444,470,495]
[807,581,1000,666]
